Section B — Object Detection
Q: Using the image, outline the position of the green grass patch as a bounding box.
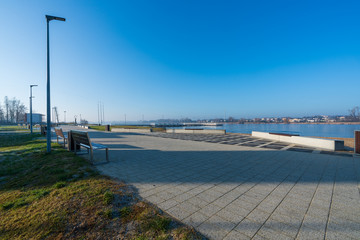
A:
[88,125,106,131]
[103,190,114,205]
[0,125,29,132]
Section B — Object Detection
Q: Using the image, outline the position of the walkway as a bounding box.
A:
[61,126,360,239]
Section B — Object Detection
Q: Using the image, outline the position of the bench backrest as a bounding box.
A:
[71,130,91,147]
[55,128,65,138]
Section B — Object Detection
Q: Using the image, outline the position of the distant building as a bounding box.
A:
[25,113,44,124]
[289,118,301,123]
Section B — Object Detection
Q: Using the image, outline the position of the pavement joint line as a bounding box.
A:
[293,156,331,239]
[323,158,340,240]
[158,150,277,207]
[196,151,305,239]
[352,157,360,198]
[232,153,319,239]
[280,144,296,151]
[164,150,287,228]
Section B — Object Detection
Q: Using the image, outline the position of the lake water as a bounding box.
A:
[172,123,360,138]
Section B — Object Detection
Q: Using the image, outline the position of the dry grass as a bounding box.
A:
[0,134,204,240]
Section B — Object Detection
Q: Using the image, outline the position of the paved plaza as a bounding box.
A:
[61,126,360,239]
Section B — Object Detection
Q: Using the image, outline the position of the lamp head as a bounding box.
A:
[30,84,38,88]
[46,15,66,22]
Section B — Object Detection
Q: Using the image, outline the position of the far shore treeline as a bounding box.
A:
[0,94,359,125]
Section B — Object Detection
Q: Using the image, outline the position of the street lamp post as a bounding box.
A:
[64,110,66,123]
[30,84,38,133]
[46,15,65,153]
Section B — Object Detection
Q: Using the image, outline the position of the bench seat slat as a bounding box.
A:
[91,143,107,149]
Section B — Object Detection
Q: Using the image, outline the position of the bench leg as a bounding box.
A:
[106,148,109,162]
[74,141,77,154]
[90,149,94,163]
[57,136,59,144]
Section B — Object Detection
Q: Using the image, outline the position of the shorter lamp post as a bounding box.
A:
[30,84,38,133]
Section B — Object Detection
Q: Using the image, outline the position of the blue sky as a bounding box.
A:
[1,0,360,122]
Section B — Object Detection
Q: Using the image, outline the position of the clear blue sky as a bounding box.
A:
[1,0,360,122]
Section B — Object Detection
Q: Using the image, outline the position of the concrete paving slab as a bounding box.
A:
[58,126,360,240]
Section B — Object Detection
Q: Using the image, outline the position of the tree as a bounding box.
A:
[0,103,4,123]
[4,96,9,123]
[348,106,360,121]
[0,96,27,124]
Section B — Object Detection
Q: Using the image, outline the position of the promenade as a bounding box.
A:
[61,126,360,239]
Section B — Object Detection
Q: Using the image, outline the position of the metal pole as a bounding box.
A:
[64,110,66,123]
[46,19,51,153]
[30,89,32,132]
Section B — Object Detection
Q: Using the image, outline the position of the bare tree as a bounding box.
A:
[348,106,360,121]
[0,103,4,123]
[1,97,27,124]
[4,96,9,123]
[9,98,16,123]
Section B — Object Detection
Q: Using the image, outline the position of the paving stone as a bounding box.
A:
[173,193,193,203]
[197,220,230,240]
[223,230,251,240]
[183,211,209,228]
[177,201,201,213]
[216,208,245,224]
[327,217,360,239]
[247,208,271,224]
[187,196,209,209]
[263,218,299,238]
[157,199,179,211]
[66,126,360,240]
[296,226,325,240]
[166,205,193,221]
[199,203,223,218]
[235,218,263,238]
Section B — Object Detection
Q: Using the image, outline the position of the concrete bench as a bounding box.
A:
[252,131,344,151]
[70,130,109,163]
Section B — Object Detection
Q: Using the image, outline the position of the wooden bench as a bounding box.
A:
[70,130,109,163]
[55,127,68,148]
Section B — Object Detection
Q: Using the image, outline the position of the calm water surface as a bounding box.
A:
[172,123,360,138]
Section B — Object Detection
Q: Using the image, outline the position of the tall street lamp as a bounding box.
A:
[46,15,65,153]
[30,84,38,133]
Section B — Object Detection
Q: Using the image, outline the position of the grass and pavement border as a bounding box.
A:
[0,133,203,239]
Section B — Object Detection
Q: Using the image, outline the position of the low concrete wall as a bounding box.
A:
[252,131,344,151]
[111,128,152,133]
[166,129,226,134]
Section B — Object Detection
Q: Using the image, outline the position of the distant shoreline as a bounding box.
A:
[236,122,360,125]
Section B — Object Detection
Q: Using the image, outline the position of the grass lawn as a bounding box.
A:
[0,134,203,239]
[0,125,29,132]
[89,125,165,132]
